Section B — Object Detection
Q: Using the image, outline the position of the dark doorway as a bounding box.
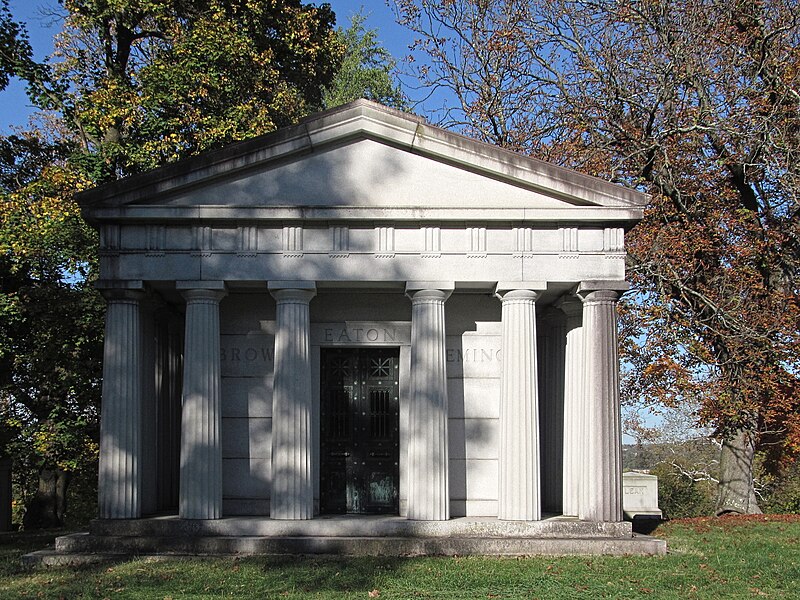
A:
[320,348,400,514]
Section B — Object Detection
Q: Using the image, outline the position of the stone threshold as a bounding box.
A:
[22,516,667,565]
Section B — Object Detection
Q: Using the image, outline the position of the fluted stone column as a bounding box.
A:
[577,282,627,522]
[98,286,144,519]
[269,281,316,520]
[406,283,453,521]
[538,308,566,513]
[140,299,158,515]
[496,287,542,521]
[178,283,226,519]
[157,313,183,510]
[558,297,584,517]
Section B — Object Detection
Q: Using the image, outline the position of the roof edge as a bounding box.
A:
[78,99,650,211]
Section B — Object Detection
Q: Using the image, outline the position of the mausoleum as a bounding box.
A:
[61,100,664,556]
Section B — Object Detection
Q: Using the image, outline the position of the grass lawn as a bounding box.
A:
[1,515,798,599]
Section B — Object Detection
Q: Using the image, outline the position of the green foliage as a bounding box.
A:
[0,128,102,504]
[761,457,800,514]
[0,269,104,523]
[651,463,716,520]
[323,12,406,110]
[61,458,97,527]
[54,0,344,179]
[765,483,800,514]
[0,0,34,90]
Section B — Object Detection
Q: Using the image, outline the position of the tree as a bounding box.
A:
[0,129,102,527]
[394,0,800,514]
[47,0,343,179]
[0,0,33,89]
[0,0,344,527]
[323,11,406,110]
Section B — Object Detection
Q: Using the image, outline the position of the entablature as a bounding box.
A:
[88,205,643,228]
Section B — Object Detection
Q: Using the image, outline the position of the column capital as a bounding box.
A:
[176,280,226,290]
[496,288,539,303]
[406,281,456,302]
[576,280,629,298]
[96,280,145,302]
[177,281,227,304]
[268,280,316,291]
[95,279,144,291]
[406,281,454,290]
[495,281,546,295]
[578,289,622,304]
[180,288,227,304]
[406,288,452,303]
[268,282,316,304]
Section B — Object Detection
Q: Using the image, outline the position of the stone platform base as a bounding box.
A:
[24,515,666,566]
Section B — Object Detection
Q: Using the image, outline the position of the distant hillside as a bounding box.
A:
[623,439,719,475]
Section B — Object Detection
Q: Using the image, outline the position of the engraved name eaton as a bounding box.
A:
[323,327,398,343]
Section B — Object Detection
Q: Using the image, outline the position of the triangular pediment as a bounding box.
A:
[80,100,647,222]
[156,137,582,209]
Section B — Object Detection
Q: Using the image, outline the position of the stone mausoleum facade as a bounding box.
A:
[82,100,647,530]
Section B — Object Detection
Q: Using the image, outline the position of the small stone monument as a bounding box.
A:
[622,471,662,521]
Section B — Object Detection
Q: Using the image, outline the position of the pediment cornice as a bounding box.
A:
[80,100,648,224]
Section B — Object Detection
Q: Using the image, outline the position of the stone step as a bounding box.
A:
[21,550,122,568]
[52,531,665,557]
[88,516,633,539]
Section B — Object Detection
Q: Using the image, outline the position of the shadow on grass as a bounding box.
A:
[0,530,58,565]
[1,531,413,597]
[630,516,662,535]
[250,554,406,593]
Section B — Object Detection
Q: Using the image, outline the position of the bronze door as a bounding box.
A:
[320,348,400,514]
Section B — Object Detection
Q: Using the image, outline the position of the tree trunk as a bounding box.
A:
[716,429,761,515]
[22,468,72,529]
[0,457,12,531]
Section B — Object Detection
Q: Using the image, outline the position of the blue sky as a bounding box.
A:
[1,0,416,133]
